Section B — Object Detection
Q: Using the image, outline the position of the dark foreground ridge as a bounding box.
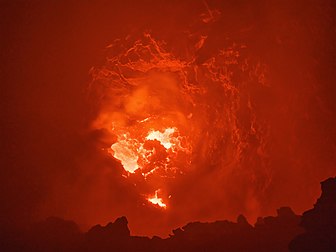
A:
[289,177,336,252]
[1,177,335,252]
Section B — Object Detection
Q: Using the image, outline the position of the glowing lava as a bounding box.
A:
[147,190,167,209]
[110,134,140,173]
[110,127,188,175]
[110,126,189,208]
[91,32,269,215]
[146,128,176,149]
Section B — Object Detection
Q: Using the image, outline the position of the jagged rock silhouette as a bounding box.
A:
[3,178,336,251]
[289,177,336,252]
[1,209,302,251]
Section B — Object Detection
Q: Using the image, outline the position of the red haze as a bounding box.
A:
[1,0,335,237]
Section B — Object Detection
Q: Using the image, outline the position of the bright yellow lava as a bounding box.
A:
[145,128,176,149]
[110,139,139,173]
[110,127,180,174]
[110,126,188,208]
[147,190,167,208]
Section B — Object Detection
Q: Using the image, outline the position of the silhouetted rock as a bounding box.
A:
[237,214,251,226]
[289,177,336,252]
[1,209,305,251]
[253,207,303,252]
[87,216,130,239]
[159,209,303,252]
[8,177,336,251]
[83,216,131,251]
[0,207,307,252]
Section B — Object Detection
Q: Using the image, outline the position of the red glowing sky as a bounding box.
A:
[1,0,335,237]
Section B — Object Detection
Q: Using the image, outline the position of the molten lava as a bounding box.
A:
[110,133,140,173]
[109,123,190,207]
[147,190,167,209]
[110,127,187,175]
[91,31,269,214]
[146,128,176,149]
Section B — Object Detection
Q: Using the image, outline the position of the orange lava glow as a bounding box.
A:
[146,128,176,150]
[111,127,185,174]
[109,120,190,202]
[3,0,336,241]
[91,31,268,216]
[84,1,336,237]
[147,190,167,209]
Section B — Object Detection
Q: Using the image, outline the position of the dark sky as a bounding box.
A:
[1,0,335,237]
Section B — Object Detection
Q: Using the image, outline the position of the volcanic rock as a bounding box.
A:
[82,216,131,251]
[289,177,336,252]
